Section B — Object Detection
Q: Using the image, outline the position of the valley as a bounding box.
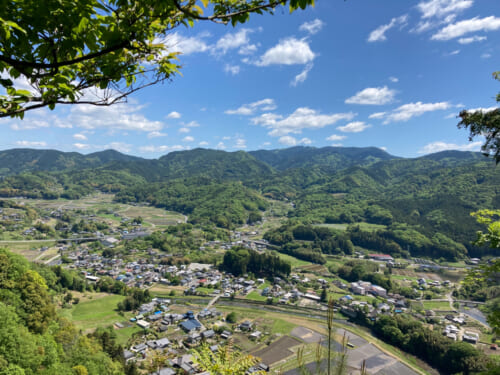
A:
[0,146,498,375]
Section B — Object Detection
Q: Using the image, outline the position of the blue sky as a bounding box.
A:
[1,0,499,158]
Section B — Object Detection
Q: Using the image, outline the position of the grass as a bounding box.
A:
[245,290,268,302]
[195,287,214,295]
[391,274,418,281]
[313,222,386,232]
[114,326,143,346]
[422,300,453,311]
[271,252,311,268]
[62,294,130,331]
[271,319,296,335]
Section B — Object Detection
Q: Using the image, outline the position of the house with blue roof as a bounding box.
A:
[180,319,202,333]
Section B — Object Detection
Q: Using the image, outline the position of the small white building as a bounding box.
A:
[137,320,151,329]
[350,282,366,295]
[101,237,119,247]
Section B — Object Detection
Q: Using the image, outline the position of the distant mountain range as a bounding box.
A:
[0,146,487,177]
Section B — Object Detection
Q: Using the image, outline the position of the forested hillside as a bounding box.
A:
[0,149,143,175]
[0,249,126,374]
[0,146,498,259]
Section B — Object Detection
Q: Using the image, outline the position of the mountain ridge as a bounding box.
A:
[1,146,482,177]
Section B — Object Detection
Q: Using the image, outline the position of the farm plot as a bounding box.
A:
[252,335,302,365]
[291,326,324,344]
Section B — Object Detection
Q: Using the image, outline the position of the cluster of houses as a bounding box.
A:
[121,299,269,375]
[441,314,480,344]
[201,234,269,253]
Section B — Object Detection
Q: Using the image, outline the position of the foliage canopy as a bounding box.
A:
[458,71,500,163]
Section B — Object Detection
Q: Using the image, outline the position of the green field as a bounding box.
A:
[271,251,311,268]
[313,222,387,232]
[422,300,453,311]
[60,294,130,331]
[245,290,268,302]
[0,241,58,261]
[114,326,143,345]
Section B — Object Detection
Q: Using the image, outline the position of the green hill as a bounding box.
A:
[249,146,396,171]
[0,148,143,175]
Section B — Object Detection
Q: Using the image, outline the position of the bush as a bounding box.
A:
[226,312,237,323]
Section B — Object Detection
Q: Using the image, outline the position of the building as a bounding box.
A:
[371,285,387,297]
[463,331,479,344]
[101,237,119,247]
[180,319,202,333]
[350,282,366,295]
[368,254,394,262]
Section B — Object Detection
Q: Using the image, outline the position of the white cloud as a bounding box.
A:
[326,134,346,141]
[458,35,487,44]
[238,44,258,55]
[215,29,253,55]
[234,138,247,149]
[412,13,457,33]
[255,38,315,66]
[139,145,171,153]
[185,121,200,128]
[199,141,209,146]
[105,142,132,153]
[300,138,312,145]
[0,70,37,95]
[183,136,194,142]
[16,140,47,148]
[73,143,90,150]
[345,86,396,105]
[432,16,500,40]
[291,63,313,87]
[389,76,399,83]
[383,101,451,123]
[446,49,461,55]
[165,33,210,55]
[465,106,498,113]
[171,145,187,151]
[417,0,473,19]
[67,102,164,132]
[337,121,371,133]
[73,133,87,141]
[224,64,240,75]
[179,127,190,133]
[216,142,226,150]
[299,19,325,35]
[10,119,50,130]
[418,140,482,154]
[278,136,296,146]
[369,112,387,119]
[278,136,312,146]
[225,98,276,115]
[222,136,231,140]
[148,131,167,138]
[167,111,181,119]
[481,53,492,59]
[252,107,356,136]
[368,15,408,42]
